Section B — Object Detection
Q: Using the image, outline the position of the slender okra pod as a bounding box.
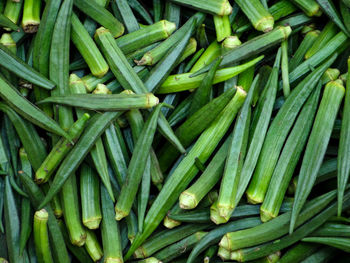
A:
[277,243,320,263]
[281,40,290,97]
[291,80,345,233]
[169,0,232,16]
[234,0,274,32]
[35,114,90,183]
[21,0,40,33]
[116,20,176,55]
[157,55,263,93]
[115,0,139,33]
[85,230,103,262]
[33,209,54,263]
[190,40,221,73]
[213,15,232,42]
[71,13,109,78]
[164,1,180,28]
[4,0,22,25]
[101,185,123,263]
[80,164,102,230]
[0,13,19,31]
[38,93,160,111]
[115,104,164,220]
[290,0,321,16]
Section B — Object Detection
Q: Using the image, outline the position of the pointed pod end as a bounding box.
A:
[163,20,177,36]
[163,216,181,229]
[147,93,160,108]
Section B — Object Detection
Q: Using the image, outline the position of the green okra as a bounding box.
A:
[188,56,222,116]
[136,13,205,66]
[338,57,350,215]
[169,0,232,16]
[101,185,123,263]
[164,1,181,28]
[158,87,236,172]
[154,232,207,262]
[305,22,338,60]
[281,40,290,97]
[246,55,335,205]
[157,55,263,93]
[115,0,139,33]
[134,224,209,259]
[303,237,350,253]
[341,0,350,34]
[260,83,321,222]
[125,87,247,259]
[38,93,160,111]
[71,13,109,78]
[153,0,162,22]
[116,20,176,55]
[85,230,103,262]
[190,40,221,73]
[144,21,196,92]
[213,15,232,42]
[215,77,258,223]
[178,37,197,63]
[235,0,274,32]
[33,209,54,263]
[191,26,291,76]
[311,222,350,237]
[290,0,321,16]
[4,0,22,25]
[74,0,124,37]
[115,104,164,220]
[80,164,102,230]
[290,80,345,233]
[61,173,87,247]
[187,217,261,263]
[289,30,319,71]
[21,0,40,33]
[39,111,122,209]
[35,113,90,183]
[179,135,231,210]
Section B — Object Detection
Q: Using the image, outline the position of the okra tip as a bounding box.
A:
[162,20,177,36]
[218,247,231,261]
[222,36,242,50]
[210,203,229,225]
[94,27,110,39]
[136,52,153,66]
[246,193,263,205]
[163,216,181,229]
[0,33,16,49]
[179,191,198,209]
[230,250,243,261]
[256,16,275,33]
[34,209,49,221]
[105,257,123,263]
[83,217,101,230]
[133,247,146,259]
[280,26,292,39]
[0,258,8,263]
[114,208,128,221]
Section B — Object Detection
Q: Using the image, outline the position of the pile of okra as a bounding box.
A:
[3,0,350,262]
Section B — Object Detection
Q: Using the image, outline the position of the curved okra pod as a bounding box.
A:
[169,0,232,16]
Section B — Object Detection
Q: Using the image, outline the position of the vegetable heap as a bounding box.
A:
[1,0,350,262]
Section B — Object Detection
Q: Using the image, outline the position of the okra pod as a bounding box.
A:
[38,93,159,111]
[338,57,350,215]
[4,0,22,25]
[35,113,90,183]
[115,0,139,33]
[85,230,103,262]
[21,0,40,33]
[33,209,54,263]
[311,222,350,237]
[291,80,345,233]
[235,0,274,32]
[157,55,263,93]
[0,13,19,31]
[215,77,258,223]
[305,22,338,60]
[71,13,109,78]
[169,0,232,16]
[281,40,290,97]
[164,1,181,28]
[115,104,164,220]
[80,164,102,230]
[115,20,176,55]
[290,0,321,16]
[213,15,232,42]
[278,243,320,263]
[190,40,221,73]
[101,185,123,263]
